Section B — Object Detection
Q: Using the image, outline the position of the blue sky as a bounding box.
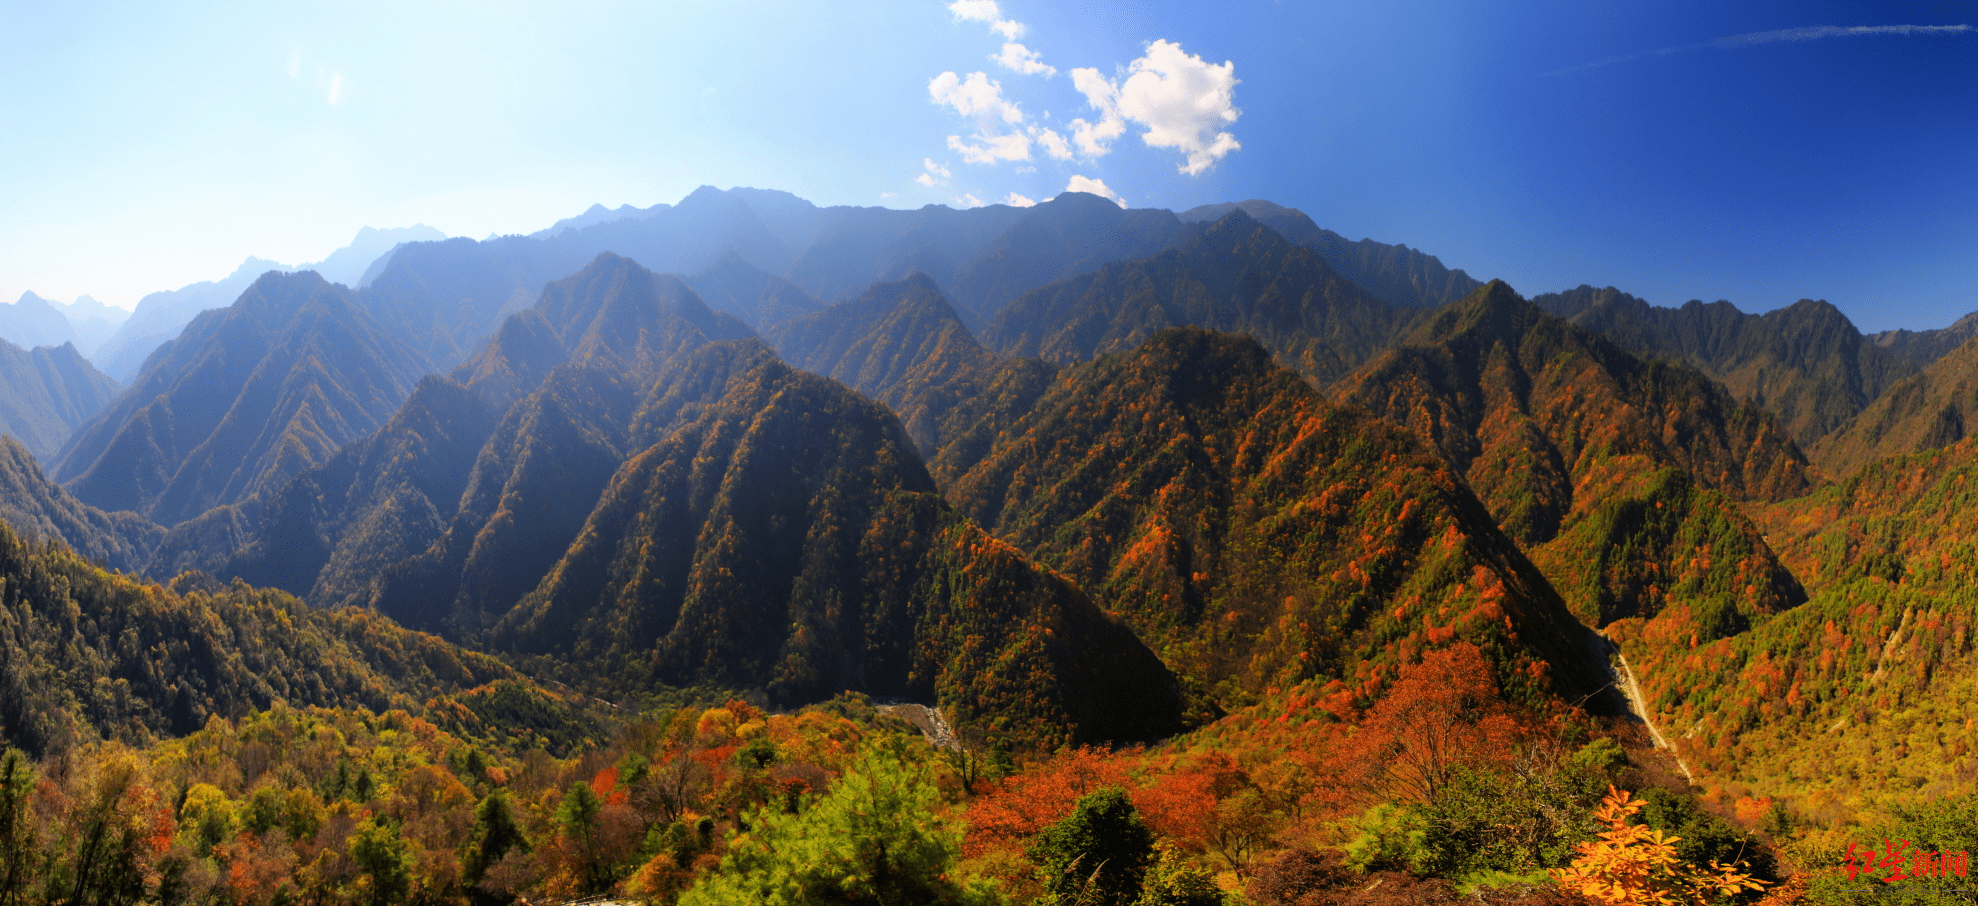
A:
[4,1,1975,332]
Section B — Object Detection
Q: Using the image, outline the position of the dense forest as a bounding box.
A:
[3,188,1972,904]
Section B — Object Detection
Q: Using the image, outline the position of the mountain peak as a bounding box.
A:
[679,184,737,208]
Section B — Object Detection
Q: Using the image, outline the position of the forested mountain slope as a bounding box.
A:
[1813,332,1978,477]
[1632,436,1978,815]
[53,271,431,525]
[0,521,562,758]
[1869,309,1978,366]
[0,337,121,459]
[766,273,1052,458]
[945,327,1607,714]
[0,435,159,571]
[1179,199,1482,309]
[1532,284,1914,448]
[1339,282,1809,644]
[119,253,760,637]
[496,348,1181,747]
[983,211,1420,387]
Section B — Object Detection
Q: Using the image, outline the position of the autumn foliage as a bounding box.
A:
[1551,786,1766,906]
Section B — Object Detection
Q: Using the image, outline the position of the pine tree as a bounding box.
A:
[1028,787,1157,906]
[678,745,996,905]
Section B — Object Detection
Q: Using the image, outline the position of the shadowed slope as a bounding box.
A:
[497,352,1181,747]
[0,436,160,571]
[141,254,762,608]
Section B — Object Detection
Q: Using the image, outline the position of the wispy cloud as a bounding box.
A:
[993,42,1056,77]
[1545,24,1976,77]
[948,131,1031,164]
[1030,125,1072,160]
[916,158,952,187]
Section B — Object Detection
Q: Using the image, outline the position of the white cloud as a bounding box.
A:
[947,0,1023,40]
[947,131,1031,164]
[993,42,1055,76]
[1068,67,1126,157]
[327,72,344,106]
[1069,40,1241,175]
[1006,192,1037,207]
[957,193,986,208]
[916,157,953,187]
[931,71,1033,164]
[928,71,1023,125]
[1066,175,1125,208]
[947,0,1001,22]
[1030,126,1072,160]
[881,192,896,199]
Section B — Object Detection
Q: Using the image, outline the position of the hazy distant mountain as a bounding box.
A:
[54,271,431,525]
[306,188,1474,381]
[684,251,826,329]
[0,292,79,350]
[55,295,129,357]
[779,198,1028,308]
[93,256,289,382]
[530,202,660,238]
[0,337,122,460]
[449,251,757,407]
[984,209,1421,386]
[1531,285,1915,447]
[1869,309,1978,366]
[1180,199,1483,309]
[89,227,442,381]
[944,192,1190,327]
[303,223,448,287]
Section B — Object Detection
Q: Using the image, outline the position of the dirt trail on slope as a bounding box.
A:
[1608,638,1695,785]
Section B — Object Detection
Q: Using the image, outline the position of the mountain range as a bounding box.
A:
[8,185,1978,903]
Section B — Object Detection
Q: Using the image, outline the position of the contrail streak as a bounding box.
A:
[1543,23,1975,77]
